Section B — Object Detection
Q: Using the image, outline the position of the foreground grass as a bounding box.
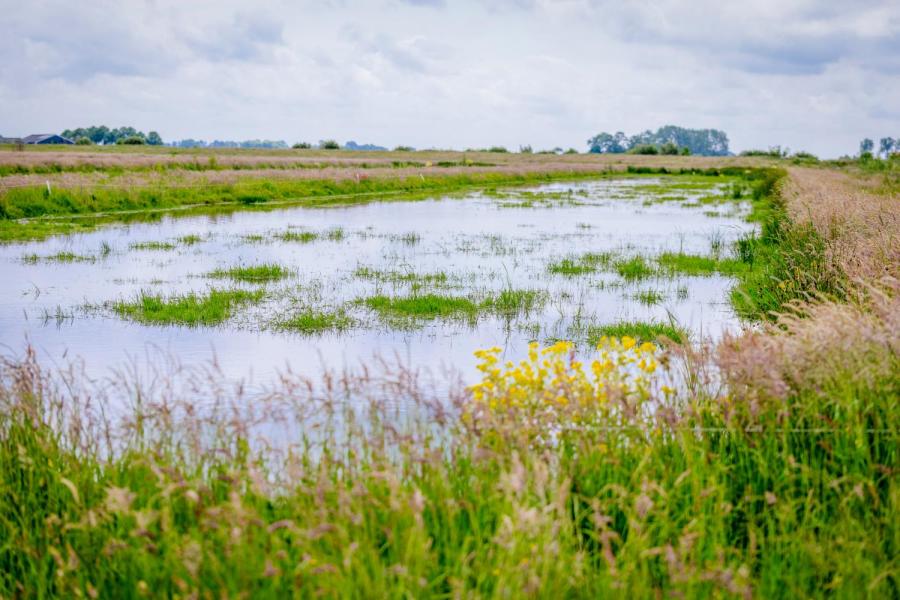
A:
[112,289,264,326]
[1,290,896,596]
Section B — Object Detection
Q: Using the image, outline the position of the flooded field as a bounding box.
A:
[1,175,756,389]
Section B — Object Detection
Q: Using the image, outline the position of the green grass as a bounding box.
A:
[277,231,318,243]
[657,252,749,276]
[354,267,449,287]
[112,289,264,326]
[724,167,847,320]
[633,289,666,306]
[547,258,595,276]
[22,251,95,264]
[586,320,684,344]
[2,299,895,596]
[363,294,479,319]
[362,289,544,323]
[614,256,655,281]
[178,234,202,245]
[209,264,291,283]
[0,170,617,242]
[130,240,177,251]
[548,252,615,276]
[276,308,353,333]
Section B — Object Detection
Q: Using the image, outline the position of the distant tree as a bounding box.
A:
[146,131,163,146]
[292,142,312,149]
[659,141,680,155]
[588,125,729,156]
[75,136,93,145]
[393,145,415,152]
[487,146,508,153]
[319,139,340,150]
[859,138,874,156]
[175,139,207,148]
[519,145,533,154]
[117,135,146,145]
[564,148,579,154]
[587,131,628,153]
[878,137,895,158]
[628,144,659,155]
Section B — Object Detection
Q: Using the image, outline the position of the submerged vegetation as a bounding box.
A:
[362,289,543,324]
[209,263,291,283]
[276,308,353,333]
[112,289,264,326]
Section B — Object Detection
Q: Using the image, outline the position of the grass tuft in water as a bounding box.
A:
[113,289,264,326]
[364,294,478,320]
[277,231,318,243]
[209,263,291,283]
[586,320,684,344]
[614,256,655,281]
[22,251,95,264]
[633,289,666,306]
[658,252,748,276]
[277,308,353,333]
[130,240,177,251]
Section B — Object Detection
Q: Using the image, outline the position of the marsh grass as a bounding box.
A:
[113,288,264,326]
[614,255,655,281]
[130,240,177,251]
[658,252,748,276]
[276,308,353,333]
[209,263,291,283]
[277,230,318,243]
[586,320,684,344]
[22,251,95,264]
[548,252,615,276]
[354,267,450,287]
[633,288,666,306]
[362,289,544,324]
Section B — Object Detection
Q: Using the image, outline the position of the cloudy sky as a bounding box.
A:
[1,0,898,156]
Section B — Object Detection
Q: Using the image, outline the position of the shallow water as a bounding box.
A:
[1,177,755,389]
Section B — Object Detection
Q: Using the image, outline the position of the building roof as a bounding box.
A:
[22,134,58,144]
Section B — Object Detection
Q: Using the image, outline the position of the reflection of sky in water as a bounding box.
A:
[1,178,755,393]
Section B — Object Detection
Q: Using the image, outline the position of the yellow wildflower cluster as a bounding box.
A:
[470,337,662,415]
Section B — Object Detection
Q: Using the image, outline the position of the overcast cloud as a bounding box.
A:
[1,0,898,156]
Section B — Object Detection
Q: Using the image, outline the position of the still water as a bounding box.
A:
[0,177,755,390]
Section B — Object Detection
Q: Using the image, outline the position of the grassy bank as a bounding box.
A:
[0,170,614,242]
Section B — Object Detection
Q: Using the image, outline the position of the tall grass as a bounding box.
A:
[1,280,897,597]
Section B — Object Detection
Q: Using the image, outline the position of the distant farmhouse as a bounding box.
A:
[0,135,23,144]
[21,134,74,145]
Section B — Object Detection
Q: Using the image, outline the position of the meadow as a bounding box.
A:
[0,145,897,597]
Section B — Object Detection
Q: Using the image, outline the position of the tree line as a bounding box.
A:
[859,137,899,158]
[587,125,730,156]
[61,126,163,145]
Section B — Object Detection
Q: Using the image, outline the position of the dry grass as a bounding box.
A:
[0,147,772,191]
[783,167,899,282]
[718,276,899,405]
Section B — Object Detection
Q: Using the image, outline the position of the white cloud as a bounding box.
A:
[1,0,898,156]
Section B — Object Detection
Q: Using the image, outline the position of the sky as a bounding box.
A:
[1,0,898,157]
